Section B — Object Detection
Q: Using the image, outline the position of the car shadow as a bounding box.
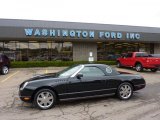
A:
[17,93,144,110]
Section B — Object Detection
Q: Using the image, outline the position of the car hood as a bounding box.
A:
[27,73,58,82]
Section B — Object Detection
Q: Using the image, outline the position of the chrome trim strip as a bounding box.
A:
[70,65,84,78]
[60,93,115,101]
[59,88,117,96]
[134,84,145,87]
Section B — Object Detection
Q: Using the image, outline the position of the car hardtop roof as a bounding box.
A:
[80,64,110,67]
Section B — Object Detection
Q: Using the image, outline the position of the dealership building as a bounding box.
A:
[0,19,160,61]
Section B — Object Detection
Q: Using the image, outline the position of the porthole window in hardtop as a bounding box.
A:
[106,66,112,73]
[79,66,105,77]
[104,65,120,75]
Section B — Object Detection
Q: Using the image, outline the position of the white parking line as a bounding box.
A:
[45,69,48,74]
[1,71,20,83]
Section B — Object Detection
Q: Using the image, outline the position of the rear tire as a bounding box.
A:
[34,89,56,110]
[1,66,9,75]
[117,61,122,68]
[135,63,143,72]
[117,82,133,100]
[150,68,158,72]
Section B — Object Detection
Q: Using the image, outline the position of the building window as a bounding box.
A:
[0,41,18,61]
[25,41,72,61]
[0,41,72,61]
[97,42,152,61]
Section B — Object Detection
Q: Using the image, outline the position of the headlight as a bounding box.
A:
[20,82,28,90]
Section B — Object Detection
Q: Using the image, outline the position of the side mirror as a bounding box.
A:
[76,73,83,79]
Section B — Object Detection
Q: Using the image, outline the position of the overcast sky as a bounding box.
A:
[0,0,160,27]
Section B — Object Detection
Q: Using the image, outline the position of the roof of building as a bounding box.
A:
[0,18,160,33]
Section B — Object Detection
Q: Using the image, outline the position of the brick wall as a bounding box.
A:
[73,42,97,61]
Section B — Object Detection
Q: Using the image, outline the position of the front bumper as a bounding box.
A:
[19,88,34,103]
[134,83,146,91]
[19,95,32,102]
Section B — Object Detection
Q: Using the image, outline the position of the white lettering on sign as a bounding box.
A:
[24,28,140,40]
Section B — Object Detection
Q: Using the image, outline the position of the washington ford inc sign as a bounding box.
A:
[24,28,140,40]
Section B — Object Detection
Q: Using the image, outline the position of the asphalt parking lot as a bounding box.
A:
[0,67,160,120]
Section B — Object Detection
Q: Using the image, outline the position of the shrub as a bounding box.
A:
[11,61,116,68]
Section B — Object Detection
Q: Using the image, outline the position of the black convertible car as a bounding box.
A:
[19,64,146,110]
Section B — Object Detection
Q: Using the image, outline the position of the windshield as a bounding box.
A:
[57,65,82,78]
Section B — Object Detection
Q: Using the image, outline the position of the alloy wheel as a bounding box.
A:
[118,83,133,100]
[2,66,9,75]
[35,89,56,110]
[135,64,143,72]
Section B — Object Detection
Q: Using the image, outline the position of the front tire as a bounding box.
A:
[1,66,9,75]
[150,68,158,72]
[117,82,133,100]
[117,61,122,68]
[34,89,56,110]
[135,63,143,72]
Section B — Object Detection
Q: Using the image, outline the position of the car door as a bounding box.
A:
[63,76,85,99]
[75,66,108,97]
[120,54,127,66]
[124,53,133,66]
